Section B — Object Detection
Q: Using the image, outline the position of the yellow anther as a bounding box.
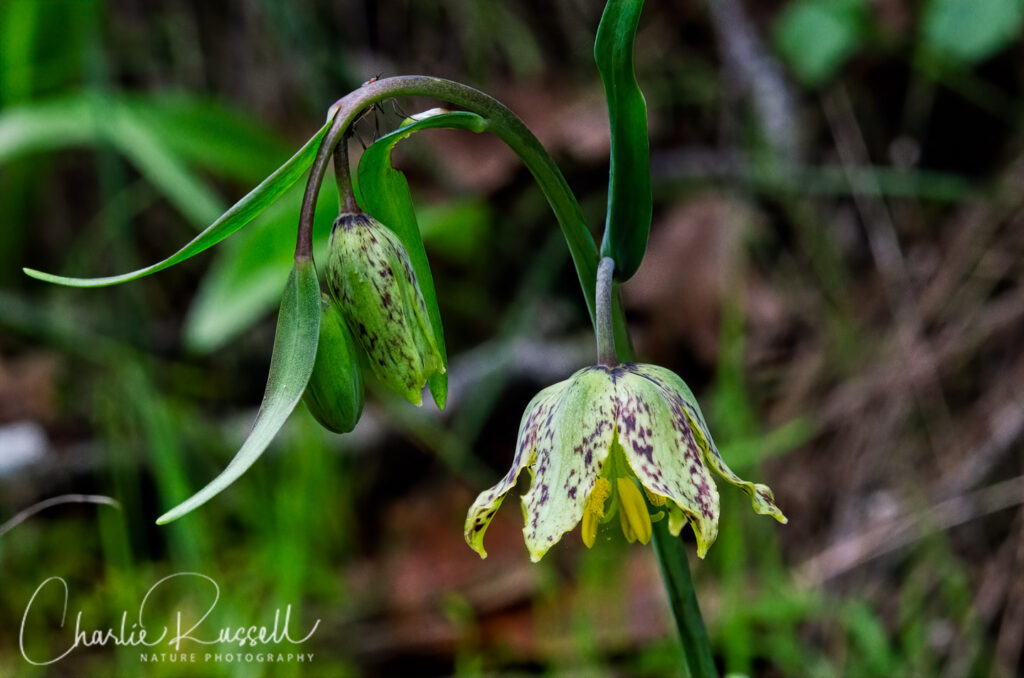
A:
[643,487,667,507]
[619,507,636,543]
[581,477,611,548]
[616,478,652,545]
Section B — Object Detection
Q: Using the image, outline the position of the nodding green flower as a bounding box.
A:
[465,362,786,562]
[327,212,444,406]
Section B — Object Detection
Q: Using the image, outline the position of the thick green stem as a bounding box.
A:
[652,519,719,678]
[296,76,599,320]
[595,257,617,365]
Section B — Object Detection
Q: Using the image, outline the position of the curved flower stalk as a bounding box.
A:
[465,362,786,562]
[326,211,445,406]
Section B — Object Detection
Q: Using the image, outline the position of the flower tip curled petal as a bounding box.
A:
[463,382,566,559]
[626,362,787,537]
[751,483,788,524]
[326,212,445,406]
[678,401,789,525]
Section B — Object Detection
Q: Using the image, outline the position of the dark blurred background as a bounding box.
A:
[1,1,1023,676]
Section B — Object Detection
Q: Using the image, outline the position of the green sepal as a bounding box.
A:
[595,0,651,281]
[303,294,364,434]
[356,110,488,409]
[156,258,322,524]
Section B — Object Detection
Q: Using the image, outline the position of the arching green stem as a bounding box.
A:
[295,76,600,323]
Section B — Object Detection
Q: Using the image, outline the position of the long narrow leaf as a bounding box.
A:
[107,103,225,228]
[595,0,651,281]
[123,95,293,184]
[22,115,333,287]
[155,258,321,524]
[0,95,224,229]
[0,96,98,161]
[357,110,488,409]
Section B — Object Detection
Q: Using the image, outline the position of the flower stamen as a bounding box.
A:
[581,477,612,548]
[617,478,652,545]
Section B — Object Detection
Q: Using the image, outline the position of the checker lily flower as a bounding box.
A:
[465,362,787,562]
[326,211,444,406]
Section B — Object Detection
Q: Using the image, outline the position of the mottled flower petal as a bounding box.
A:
[465,361,787,563]
[631,364,787,525]
[464,382,564,558]
[521,367,616,562]
[616,368,720,557]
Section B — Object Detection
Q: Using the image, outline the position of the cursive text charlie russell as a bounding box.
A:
[20,573,320,666]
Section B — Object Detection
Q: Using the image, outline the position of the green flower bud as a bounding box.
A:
[303,294,364,433]
[326,212,444,406]
[465,362,787,562]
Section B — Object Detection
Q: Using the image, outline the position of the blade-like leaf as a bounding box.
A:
[123,95,293,184]
[108,102,225,228]
[0,95,223,229]
[595,0,651,281]
[356,110,488,409]
[0,93,292,200]
[156,258,321,524]
[22,114,333,287]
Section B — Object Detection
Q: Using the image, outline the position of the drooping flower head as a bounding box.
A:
[465,362,786,562]
[326,212,444,406]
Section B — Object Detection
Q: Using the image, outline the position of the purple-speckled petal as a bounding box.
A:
[520,367,617,562]
[464,380,565,558]
[615,366,720,557]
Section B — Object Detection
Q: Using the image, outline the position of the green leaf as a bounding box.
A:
[0,95,222,228]
[0,96,96,161]
[108,103,225,228]
[775,0,867,87]
[0,93,293,190]
[356,110,488,409]
[156,258,321,524]
[122,95,293,184]
[921,0,1023,65]
[22,113,333,287]
[594,0,651,281]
